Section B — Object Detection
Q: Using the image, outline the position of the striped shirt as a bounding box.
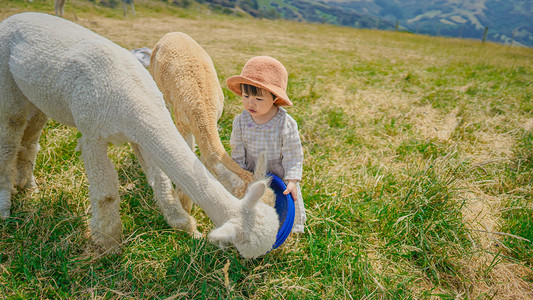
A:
[230,107,303,181]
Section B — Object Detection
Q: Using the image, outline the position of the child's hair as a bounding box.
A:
[241,84,277,103]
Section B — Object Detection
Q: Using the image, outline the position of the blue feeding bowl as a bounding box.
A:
[268,173,295,250]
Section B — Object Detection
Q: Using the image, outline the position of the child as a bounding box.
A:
[226,56,306,233]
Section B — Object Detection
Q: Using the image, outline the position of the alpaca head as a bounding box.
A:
[207,180,279,258]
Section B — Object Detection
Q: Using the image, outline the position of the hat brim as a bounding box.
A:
[227,75,293,107]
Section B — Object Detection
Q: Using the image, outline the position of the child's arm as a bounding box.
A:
[230,116,246,169]
[281,115,304,200]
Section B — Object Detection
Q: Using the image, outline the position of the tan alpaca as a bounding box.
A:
[149,32,275,209]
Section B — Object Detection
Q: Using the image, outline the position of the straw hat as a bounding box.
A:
[226,56,293,107]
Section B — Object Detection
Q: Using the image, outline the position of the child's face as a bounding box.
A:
[242,88,277,119]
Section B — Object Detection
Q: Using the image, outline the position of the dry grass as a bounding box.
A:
[461,186,532,299]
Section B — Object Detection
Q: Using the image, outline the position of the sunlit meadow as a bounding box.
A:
[1,0,532,298]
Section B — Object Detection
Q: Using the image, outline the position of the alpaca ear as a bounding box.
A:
[242,180,267,208]
[253,151,268,181]
[208,222,238,249]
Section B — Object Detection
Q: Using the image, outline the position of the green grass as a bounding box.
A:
[500,130,533,266]
[1,0,533,298]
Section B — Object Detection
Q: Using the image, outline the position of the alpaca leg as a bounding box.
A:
[131,144,200,237]
[15,110,48,191]
[54,0,65,17]
[182,130,196,150]
[0,112,27,218]
[0,73,29,218]
[174,129,195,214]
[78,136,123,250]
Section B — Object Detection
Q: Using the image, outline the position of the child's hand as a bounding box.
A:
[283,180,298,201]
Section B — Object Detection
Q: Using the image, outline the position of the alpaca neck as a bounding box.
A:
[129,110,237,226]
[194,123,254,184]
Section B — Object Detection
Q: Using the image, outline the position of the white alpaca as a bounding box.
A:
[0,13,278,258]
[149,32,275,212]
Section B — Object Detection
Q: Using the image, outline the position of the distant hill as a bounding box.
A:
[197,0,533,46]
[323,0,533,46]
[198,0,397,29]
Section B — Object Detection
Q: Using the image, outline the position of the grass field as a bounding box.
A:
[1,0,532,298]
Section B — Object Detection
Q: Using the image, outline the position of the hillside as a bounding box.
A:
[202,0,533,46]
[324,0,533,46]
[0,0,532,298]
[27,0,531,45]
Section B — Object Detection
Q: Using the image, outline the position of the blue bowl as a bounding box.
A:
[268,174,295,249]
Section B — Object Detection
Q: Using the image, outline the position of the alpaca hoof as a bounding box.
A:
[0,209,9,219]
[186,216,201,237]
[93,238,123,253]
[89,241,123,255]
[99,244,123,255]
[0,189,11,219]
[191,228,202,239]
[165,213,199,232]
[25,178,39,193]
[90,229,123,252]
[27,186,40,194]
